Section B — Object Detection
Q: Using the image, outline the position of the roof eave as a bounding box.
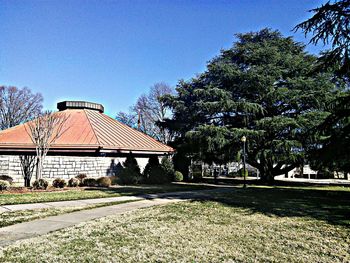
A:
[0,144,174,154]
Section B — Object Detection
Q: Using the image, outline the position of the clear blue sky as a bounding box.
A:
[0,0,326,116]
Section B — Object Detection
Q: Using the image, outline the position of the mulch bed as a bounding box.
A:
[0,187,85,194]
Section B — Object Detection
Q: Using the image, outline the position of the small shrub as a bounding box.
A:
[203,170,211,177]
[0,175,13,184]
[76,173,87,182]
[97,177,111,187]
[82,177,97,187]
[148,166,169,184]
[0,180,10,191]
[161,157,175,181]
[33,179,49,190]
[52,178,67,188]
[174,171,183,182]
[68,178,79,187]
[118,168,142,185]
[227,172,237,178]
[192,171,203,182]
[143,156,160,180]
[109,176,119,185]
[239,168,248,178]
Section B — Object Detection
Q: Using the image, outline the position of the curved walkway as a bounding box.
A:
[0,189,229,247]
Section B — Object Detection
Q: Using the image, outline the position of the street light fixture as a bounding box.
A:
[241,136,247,188]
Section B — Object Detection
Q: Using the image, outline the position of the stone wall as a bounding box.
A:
[0,155,149,185]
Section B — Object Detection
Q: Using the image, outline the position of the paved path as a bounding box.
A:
[0,189,228,248]
[203,176,350,186]
[276,178,350,185]
[0,195,143,213]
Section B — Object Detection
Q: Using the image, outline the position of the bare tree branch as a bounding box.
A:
[0,86,43,130]
[25,111,70,180]
[116,82,174,143]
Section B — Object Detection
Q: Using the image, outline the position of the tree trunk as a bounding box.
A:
[259,169,275,184]
[24,177,31,187]
[36,158,43,180]
[20,155,36,187]
[212,164,218,184]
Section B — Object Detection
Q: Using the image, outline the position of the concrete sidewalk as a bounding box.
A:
[0,189,228,247]
[0,195,143,213]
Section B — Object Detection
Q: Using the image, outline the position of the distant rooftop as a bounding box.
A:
[57,101,104,113]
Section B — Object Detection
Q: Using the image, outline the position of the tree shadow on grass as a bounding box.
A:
[84,184,350,226]
[205,187,350,227]
[83,184,216,196]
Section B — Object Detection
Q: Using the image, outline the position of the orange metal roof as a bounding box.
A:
[0,109,174,153]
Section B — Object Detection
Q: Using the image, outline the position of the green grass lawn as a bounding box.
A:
[0,183,214,205]
[0,185,349,262]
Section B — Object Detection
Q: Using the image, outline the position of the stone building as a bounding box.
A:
[0,101,174,184]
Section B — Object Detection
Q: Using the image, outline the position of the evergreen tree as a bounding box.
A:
[143,155,160,180]
[160,156,175,181]
[123,152,141,175]
[294,0,350,77]
[163,29,343,183]
[295,0,350,177]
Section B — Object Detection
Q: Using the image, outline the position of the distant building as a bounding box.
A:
[0,101,173,184]
[277,165,349,180]
[281,165,318,179]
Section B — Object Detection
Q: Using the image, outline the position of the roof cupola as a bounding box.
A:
[57,101,104,113]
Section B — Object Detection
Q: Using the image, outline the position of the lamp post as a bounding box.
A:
[241,136,247,188]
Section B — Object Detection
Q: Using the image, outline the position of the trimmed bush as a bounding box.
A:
[33,179,49,190]
[52,178,67,188]
[115,162,124,175]
[192,171,203,182]
[123,152,141,175]
[97,177,111,187]
[109,176,119,185]
[161,157,175,181]
[239,168,248,178]
[118,168,142,185]
[0,180,10,191]
[0,175,13,184]
[143,156,160,180]
[148,166,169,184]
[82,177,97,187]
[76,173,87,182]
[68,178,79,187]
[174,171,183,182]
[227,172,236,178]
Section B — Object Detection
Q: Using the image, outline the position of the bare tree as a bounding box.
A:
[116,111,137,128]
[25,111,69,180]
[0,86,43,130]
[116,82,174,143]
